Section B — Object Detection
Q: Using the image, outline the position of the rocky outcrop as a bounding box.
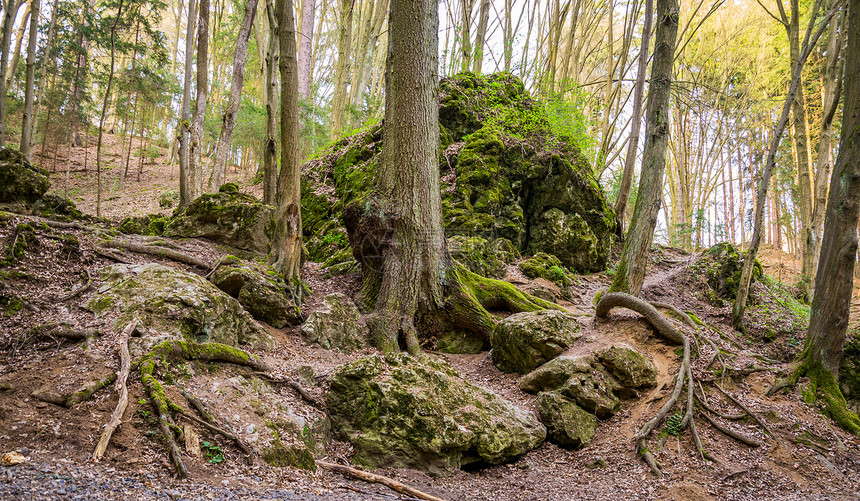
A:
[300,293,366,352]
[536,392,597,449]
[302,72,615,275]
[210,259,301,328]
[0,148,49,205]
[491,310,581,374]
[86,263,273,351]
[696,242,762,306]
[449,235,519,279]
[164,183,275,254]
[327,354,546,475]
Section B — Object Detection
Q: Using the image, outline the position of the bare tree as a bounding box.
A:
[20,0,38,159]
[297,0,316,99]
[189,0,210,198]
[178,0,197,207]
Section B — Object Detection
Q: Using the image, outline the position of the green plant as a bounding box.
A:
[201,441,224,464]
[665,411,683,436]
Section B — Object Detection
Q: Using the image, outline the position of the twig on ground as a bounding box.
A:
[92,320,137,462]
[318,461,448,501]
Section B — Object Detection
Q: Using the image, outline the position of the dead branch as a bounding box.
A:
[179,389,253,456]
[92,320,137,462]
[99,239,210,269]
[713,384,775,436]
[318,461,448,501]
[253,372,320,407]
[60,271,93,302]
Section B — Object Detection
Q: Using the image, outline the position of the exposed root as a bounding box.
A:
[60,271,93,302]
[66,373,118,406]
[99,239,211,269]
[138,340,268,477]
[178,389,252,457]
[318,461,448,501]
[252,372,320,407]
[93,246,133,264]
[712,384,774,437]
[92,321,136,462]
[699,412,761,448]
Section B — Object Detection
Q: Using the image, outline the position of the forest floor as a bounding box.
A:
[0,136,858,500]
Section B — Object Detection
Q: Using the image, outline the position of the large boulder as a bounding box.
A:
[300,293,366,352]
[595,345,658,389]
[536,391,597,449]
[840,329,860,401]
[164,183,275,253]
[210,259,301,328]
[0,148,50,204]
[302,72,615,274]
[86,263,273,350]
[697,242,763,306]
[327,354,546,475]
[491,310,581,374]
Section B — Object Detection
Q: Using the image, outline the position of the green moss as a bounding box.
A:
[66,373,118,406]
[519,253,574,287]
[262,424,317,470]
[219,182,240,193]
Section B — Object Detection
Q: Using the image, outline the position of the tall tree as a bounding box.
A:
[209,0,259,191]
[189,0,210,198]
[769,0,860,434]
[329,0,354,139]
[608,0,679,296]
[0,0,25,147]
[19,0,39,159]
[96,0,125,218]
[262,0,279,205]
[615,0,653,232]
[732,0,839,330]
[269,0,302,280]
[178,0,197,207]
[297,0,315,99]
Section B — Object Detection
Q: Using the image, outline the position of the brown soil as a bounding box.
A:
[0,139,858,500]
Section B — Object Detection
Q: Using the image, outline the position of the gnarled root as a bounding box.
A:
[138,340,268,477]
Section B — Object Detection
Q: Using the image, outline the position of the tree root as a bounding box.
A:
[178,389,252,456]
[92,321,136,462]
[60,271,93,302]
[138,340,268,477]
[699,412,761,448]
[252,372,320,407]
[99,239,211,269]
[318,461,448,501]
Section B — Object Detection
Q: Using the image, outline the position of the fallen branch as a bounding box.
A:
[99,239,210,269]
[713,384,775,437]
[318,461,448,501]
[253,372,320,407]
[92,320,137,462]
[60,271,94,302]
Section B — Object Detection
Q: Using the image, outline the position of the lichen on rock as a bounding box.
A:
[300,293,366,352]
[0,147,50,205]
[536,391,597,449]
[210,260,301,328]
[491,310,581,374]
[326,353,546,475]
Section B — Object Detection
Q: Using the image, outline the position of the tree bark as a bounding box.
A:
[97,0,124,219]
[269,0,302,281]
[178,0,197,207]
[0,0,25,147]
[615,0,653,233]
[732,0,837,330]
[189,0,210,199]
[6,0,30,90]
[608,0,678,296]
[209,0,259,191]
[297,0,315,99]
[19,0,38,160]
[263,0,279,205]
[471,0,489,73]
[460,0,472,72]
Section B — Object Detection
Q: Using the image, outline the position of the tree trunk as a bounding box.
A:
[178,0,197,207]
[297,0,315,99]
[19,0,38,160]
[608,0,679,296]
[189,0,210,199]
[460,0,472,72]
[780,0,860,434]
[471,0,489,73]
[732,1,836,330]
[269,0,302,280]
[6,0,30,90]
[0,0,24,147]
[330,0,354,140]
[97,0,124,219]
[209,0,259,191]
[263,0,279,205]
[615,0,652,233]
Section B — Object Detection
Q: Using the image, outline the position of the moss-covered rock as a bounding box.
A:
[300,293,366,352]
[698,242,763,306]
[210,262,301,328]
[434,329,486,354]
[536,391,597,449]
[519,355,595,393]
[30,194,83,221]
[491,310,581,374]
[518,252,574,287]
[164,186,275,254]
[595,345,657,389]
[118,214,167,236]
[301,72,615,273]
[449,236,518,279]
[86,263,273,350]
[0,148,49,204]
[326,353,546,475]
[840,329,860,401]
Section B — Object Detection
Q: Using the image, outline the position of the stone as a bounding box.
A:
[327,354,546,475]
[210,261,301,328]
[30,194,83,221]
[519,356,594,394]
[491,310,581,374]
[557,368,622,418]
[164,184,275,254]
[86,263,273,350]
[449,236,519,279]
[0,148,49,204]
[518,252,574,287]
[536,392,597,449]
[595,345,657,389]
[300,293,365,352]
[435,329,486,354]
[840,329,860,400]
[698,242,763,306]
[118,214,167,236]
[301,72,616,274]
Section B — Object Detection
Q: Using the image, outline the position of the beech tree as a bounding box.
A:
[608,0,679,296]
[768,0,860,434]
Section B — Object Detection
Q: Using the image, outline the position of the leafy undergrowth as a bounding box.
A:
[0,209,859,500]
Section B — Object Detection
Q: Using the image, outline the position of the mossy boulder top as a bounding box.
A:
[491,310,582,374]
[326,353,546,475]
[164,184,275,254]
[86,263,274,351]
[209,259,301,328]
[302,72,616,274]
[0,147,50,205]
[697,242,763,306]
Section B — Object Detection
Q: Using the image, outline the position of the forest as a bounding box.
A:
[0,0,859,498]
